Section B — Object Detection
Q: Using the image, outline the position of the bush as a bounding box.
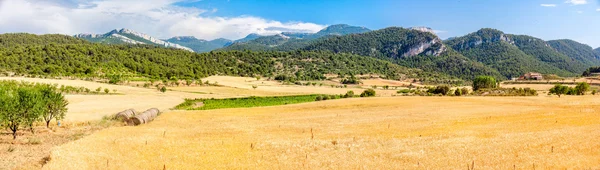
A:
[428,85,451,95]
[461,88,469,95]
[397,89,412,94]
[344,91,355,98]
[160,86,167,93]
[575,82,590,95]
[473,76,497,91]
[315,96,323,101]
[341,76,360,84]
[360,89,376,97]
[454,88,462,96]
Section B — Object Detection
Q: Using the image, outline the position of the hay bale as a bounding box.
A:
[130,108,161,126]
[115,109,136,121]
[131,114,147,126]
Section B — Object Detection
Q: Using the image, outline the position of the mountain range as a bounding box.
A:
[67,24,600,81]
[74,29,194,52]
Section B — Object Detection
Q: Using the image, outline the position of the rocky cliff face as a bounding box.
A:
[74,29,193,52]
[402,38,446,57]
[117,29,193,52]
[400,27,446,57]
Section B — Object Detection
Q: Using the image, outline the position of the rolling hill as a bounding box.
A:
[0,33,450,82]
[445,28,600,78]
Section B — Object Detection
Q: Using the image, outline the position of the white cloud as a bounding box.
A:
[0,0,326,40]
[577,10,584,13]
[540,4,557,7]
[597,8,600,11]
[565,0,588,5]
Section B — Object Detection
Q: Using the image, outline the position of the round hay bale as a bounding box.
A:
[131,116,143,126]
[115,109,136,121]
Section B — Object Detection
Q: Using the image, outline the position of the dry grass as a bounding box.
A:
[44,96,600,169]
[1,119,121,170]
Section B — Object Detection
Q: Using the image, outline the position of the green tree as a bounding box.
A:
[104,88,110,94]
[0,82,23,139]
[574,82,590,95]
[17,86,44,134]
[549,84,570,98]
[473,76,497,91]
[160,86,167,93]
[344,91,355,98]
[360,89,376,97]
[39,85,68,128]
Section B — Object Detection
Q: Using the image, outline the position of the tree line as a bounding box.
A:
[0,33,463,83]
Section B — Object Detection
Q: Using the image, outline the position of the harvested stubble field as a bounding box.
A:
[44,96,600,169]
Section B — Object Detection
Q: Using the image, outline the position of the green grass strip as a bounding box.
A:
[175,94,330,110]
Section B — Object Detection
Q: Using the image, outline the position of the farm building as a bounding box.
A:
[518,72,543,80]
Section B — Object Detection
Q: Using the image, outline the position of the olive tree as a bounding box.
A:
[472,76,497,91]
[40,85,68,128]
[549,84,569,98]
[574,82,590,95]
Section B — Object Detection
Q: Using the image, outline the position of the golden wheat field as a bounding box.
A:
[44,96,600,169]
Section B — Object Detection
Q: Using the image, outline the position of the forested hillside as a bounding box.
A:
[0,33,447,82]
[445,28,600,78]
[296,27,503,80]
[546,39,600,67]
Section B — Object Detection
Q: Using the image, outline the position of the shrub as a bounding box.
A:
[341,76,360,84]
[428,85,451,95]
[461,88,470,95]
[344,91,355,98]
[360,89,376,97]
[549,84,570,97]
[397,89,412,94]
[575,82,590,95]
[315,96,322,101]
[454,88,462,96]
[160,86,167,93]
[104,88,110,94]
[473,76,497,91]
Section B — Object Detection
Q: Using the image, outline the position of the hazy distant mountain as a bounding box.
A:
[74,29,193,52]
[233,33,262,43]
[164,36,232,53]
[595,47,600,54]
[221,24,372,51]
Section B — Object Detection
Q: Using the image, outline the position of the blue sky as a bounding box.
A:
[0,0,599,47]
[183,0,600,47]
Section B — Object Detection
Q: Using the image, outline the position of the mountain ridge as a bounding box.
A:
[74,28,194,52]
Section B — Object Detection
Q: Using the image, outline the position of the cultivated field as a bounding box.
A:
[44,96,600,169]
[4,76,600,169]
